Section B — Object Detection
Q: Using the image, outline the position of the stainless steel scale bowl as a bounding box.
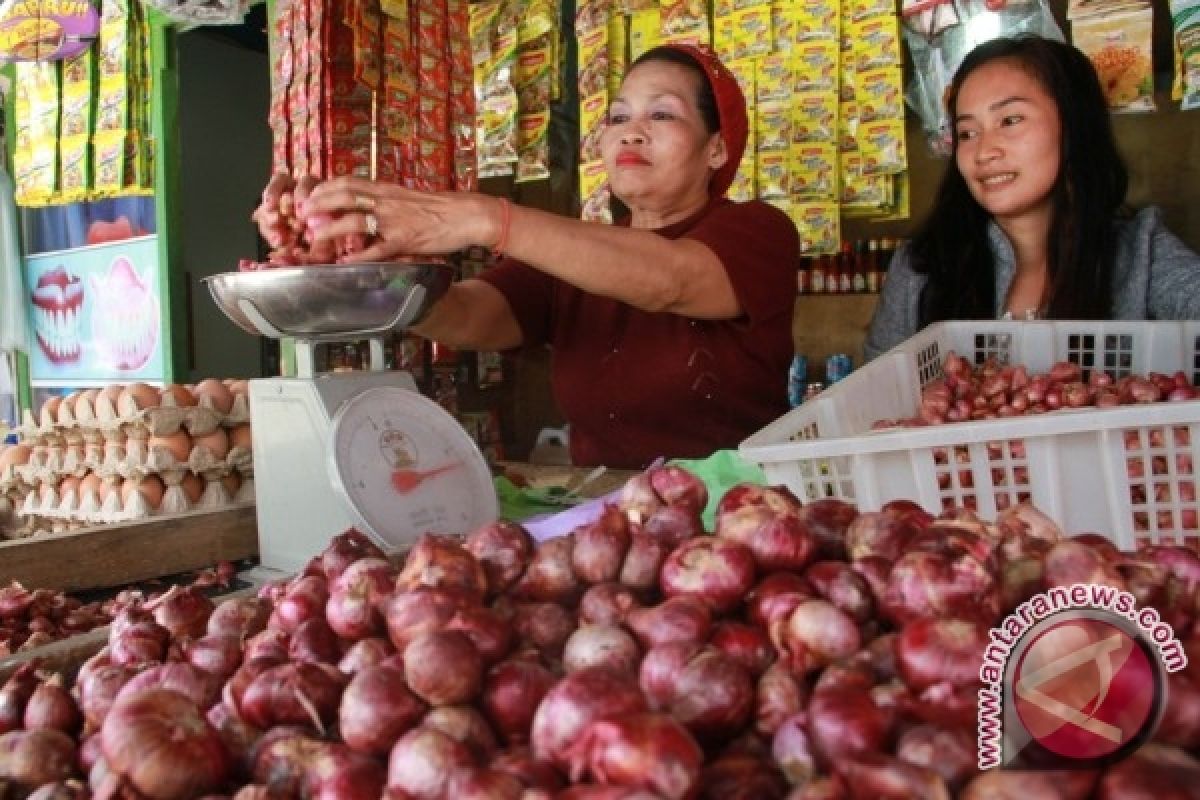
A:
[204,262,497,572]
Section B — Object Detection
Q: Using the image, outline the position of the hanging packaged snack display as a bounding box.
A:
[1173,0,1200,110]
[1069,0,1156,113]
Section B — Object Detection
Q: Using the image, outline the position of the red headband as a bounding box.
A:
[656,43,749,198]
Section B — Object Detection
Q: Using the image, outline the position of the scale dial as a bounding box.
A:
[328,387,497,552]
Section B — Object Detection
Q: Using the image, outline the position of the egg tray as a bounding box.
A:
[16,381,251,445]
[3,435,253,489]
[16,473,256,528]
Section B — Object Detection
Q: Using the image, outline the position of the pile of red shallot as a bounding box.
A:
[0,564,236,657]
[874,352,1198,429]
[3,466,1200,799]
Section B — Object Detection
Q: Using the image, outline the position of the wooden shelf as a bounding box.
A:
[0,504,258,592]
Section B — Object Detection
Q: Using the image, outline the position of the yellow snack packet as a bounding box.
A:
[576,25,610,99]
[838,97,859,151]
[839,148,886,210]
[857,66,904,122]
[789,142,838,201]
[791,202,840,254]
[850,0,894,22]
[793,39,839,92]
[756,149,790,198]
[579,89,609,162]
[755,54,795,104]
[792,90,838,143]
[661,0,708,38]
[630,7,662,60]
[579,158,612,223]
[516,111,551,183]
[728,113,757,202]
[793,0,839,41]
[713,12,737,61]
[727,57,757,101]
[516,45,554,113]
[756,101,792,152]
[860,117,907,175]
[733,6,772,60]
[878,171,910,221]
[852,13,901,72]
[608,13,627,96]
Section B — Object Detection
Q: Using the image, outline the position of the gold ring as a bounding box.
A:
[364,212,379,237]
[354,194,375,211]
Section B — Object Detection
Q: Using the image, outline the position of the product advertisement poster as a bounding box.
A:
[23,234,165,385]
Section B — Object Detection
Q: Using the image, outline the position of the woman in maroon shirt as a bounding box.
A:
[257,45,800,468]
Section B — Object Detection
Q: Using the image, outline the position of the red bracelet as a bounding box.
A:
[493,197,512,254]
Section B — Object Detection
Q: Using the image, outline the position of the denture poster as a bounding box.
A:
[23,234,165,384]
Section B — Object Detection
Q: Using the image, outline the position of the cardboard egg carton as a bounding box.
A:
[19,467,254,525]
[20,380,252,443]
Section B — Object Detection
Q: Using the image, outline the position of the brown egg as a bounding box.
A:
[121,475,166,510]
[58,391,80,424]
[96,384,124,415]
[228,424,253,450]
[39,396,62,426]
[103,438,127,460]
[220,472,242,495]
[30,444,50,467]
[179,473,205,504]
[74,388,99,419]
[192,428,230,461]
[0,444,32,469]
[121,383,162,413]
[147,430,193,464]
[59,475,81,497]
[97,479,118,504]
[160,384,197,408]
[193,379,234,415]
[79,472,103,499]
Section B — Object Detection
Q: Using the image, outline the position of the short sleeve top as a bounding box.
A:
[479,197,800,468]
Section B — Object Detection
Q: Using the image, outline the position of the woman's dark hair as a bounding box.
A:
[911,34,1128,326]
[630,46,720,134]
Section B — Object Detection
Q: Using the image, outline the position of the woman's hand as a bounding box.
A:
[299,177,504,262]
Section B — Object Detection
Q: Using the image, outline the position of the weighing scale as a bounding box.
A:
[205,263,498,573]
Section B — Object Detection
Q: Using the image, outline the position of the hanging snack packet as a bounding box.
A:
[470,0,501,65]
[576,0,611,35]
[661,0,708,39]
[756,54,795,104]
[521,0,557,44]
[793,0,838,41]
[734,6,772,59]
[852,12,901,72]
[857,66,904,122]
[728,111,757,201]
[1173,0,1200,109]
[860,117,907,175]
[756,101,792,152]
[579,90,608,162]
[1072,5,1156,112]
[838,96,859,150]
[516,110,551,182]
[579,158,612,223]
[792,89,838,143]
[630,8,662,60]
[608,14,627,95]
[771,6,798,53]
[839,148,887,212]
[577,25,610,99]
[790,142,838,201]
[714,11,737,60]
[727,57,756,100]
[756,150,790,198]
[851,0,894,23]
[793,38,839,91]
[516,44,554,113]
[791,202,840,254]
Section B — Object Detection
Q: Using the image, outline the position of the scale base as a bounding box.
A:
[248,371,419,573]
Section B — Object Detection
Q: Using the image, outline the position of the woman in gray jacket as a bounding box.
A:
[865,35,1200,361]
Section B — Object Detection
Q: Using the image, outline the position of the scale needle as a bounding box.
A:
[391,463,460,494]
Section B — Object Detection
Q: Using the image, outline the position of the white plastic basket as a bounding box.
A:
[739,320,1200,550]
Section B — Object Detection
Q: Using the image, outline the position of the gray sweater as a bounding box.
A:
[863,206,1200,361]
